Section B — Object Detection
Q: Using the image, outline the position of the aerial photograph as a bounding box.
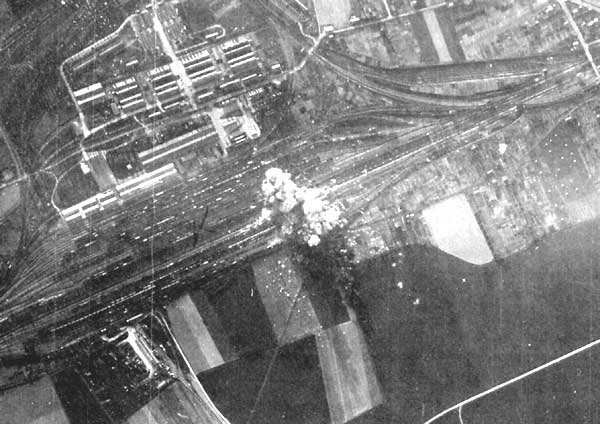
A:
[1,0,600,422]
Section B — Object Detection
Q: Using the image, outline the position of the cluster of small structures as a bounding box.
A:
[349,100,600,262]
[56,1,286,224]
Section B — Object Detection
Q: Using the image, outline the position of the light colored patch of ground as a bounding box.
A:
[0,376,70,423]
[252,249,321,343]
[0,226,19,256]
[127,381,228,424]
[316,321,382,423]
[422,193,493,265]
[342,27,392,64]
[166,293,225,373]
[213,0,238,19]
[422,9,452,63]
[565,191,600,224]
[313,0,351,29]
[0,183,20,219]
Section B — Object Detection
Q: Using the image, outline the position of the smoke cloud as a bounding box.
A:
[260,168,343,246]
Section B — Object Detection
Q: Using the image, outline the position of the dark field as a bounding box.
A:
[353,219,600,423]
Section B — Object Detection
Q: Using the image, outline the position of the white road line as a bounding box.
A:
[424,338,600,424]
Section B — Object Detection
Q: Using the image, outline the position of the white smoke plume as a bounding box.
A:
[260,168,343,246]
